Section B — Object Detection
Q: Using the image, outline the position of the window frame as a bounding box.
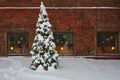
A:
[7,31,29,55]
[97,31,119,54]
[53,32,74,55]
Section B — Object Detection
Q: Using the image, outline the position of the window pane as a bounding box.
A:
[54,32,74,55]
[97,32,118,53]
[7,32,29,55]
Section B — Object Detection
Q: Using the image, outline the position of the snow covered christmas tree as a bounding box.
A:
[30,2,59,71]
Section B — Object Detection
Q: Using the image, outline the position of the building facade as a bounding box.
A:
[0,0,120,56]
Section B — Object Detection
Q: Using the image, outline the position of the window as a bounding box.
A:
[7,32,29,55]
[97,32,118,53]
[54,32,74,55]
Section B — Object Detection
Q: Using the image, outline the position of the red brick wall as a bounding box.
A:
[0,8,120,56]
[0,0,120,56]
[0,9,37,27]
[0,0,120,7]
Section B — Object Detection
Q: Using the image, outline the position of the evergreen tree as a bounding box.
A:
[30,2,59,71]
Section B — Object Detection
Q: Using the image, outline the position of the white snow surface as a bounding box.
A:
[0,56,120,80]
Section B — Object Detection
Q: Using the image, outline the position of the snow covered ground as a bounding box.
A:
[0,56,120,80]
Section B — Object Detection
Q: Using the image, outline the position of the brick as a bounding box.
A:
[0,0,120,7]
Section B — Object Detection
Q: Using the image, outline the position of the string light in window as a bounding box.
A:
[111,46,115,51]
[10,46,14,50]
[60,47,64,50]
